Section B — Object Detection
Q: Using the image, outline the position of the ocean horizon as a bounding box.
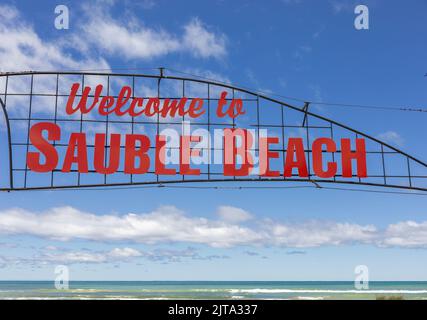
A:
[1,281,427,300]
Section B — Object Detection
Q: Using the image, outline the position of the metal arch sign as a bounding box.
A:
[0,71,426,192]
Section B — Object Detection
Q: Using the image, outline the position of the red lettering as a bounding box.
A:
[161,98,188,118]
[284,138,308,177]
[146,98,160,117]
[129,98,144,117]
[99,96,115,116]
[125,135,150,174]
[27,122,60,172]
[188,98,205,118]
[155,135,176,175]
[223,129,254,176]
[216,91,245,119]
[341,138,367,178]
[259,136,280,177]
[66,83,103,115]
[62,133,88,173]
[94,134,121,174]
[65,84,210,119]
[312,138,337,178]
[180,135,201,175]
[116,86,132,116]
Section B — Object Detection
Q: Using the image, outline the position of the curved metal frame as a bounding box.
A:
[0,96,13,190]
[0,71,426,192]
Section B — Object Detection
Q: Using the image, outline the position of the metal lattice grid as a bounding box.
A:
[0,71,426,192]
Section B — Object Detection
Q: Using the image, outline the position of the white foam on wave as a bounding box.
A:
[295,296,325,300]
[228,289,427,294]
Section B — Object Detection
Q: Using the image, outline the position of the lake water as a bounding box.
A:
[1,281,427,300]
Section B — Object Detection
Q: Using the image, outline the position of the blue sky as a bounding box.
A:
[0,0,427,281]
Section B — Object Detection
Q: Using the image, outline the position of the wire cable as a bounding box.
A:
[165,68,427,113]
[3,67,426,113]
[2,67,426,113]
[15,183,427,196]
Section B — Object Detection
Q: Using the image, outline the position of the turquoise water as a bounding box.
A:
[1,281,427,300]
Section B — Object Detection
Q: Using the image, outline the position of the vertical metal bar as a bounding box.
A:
[302,102,310,126]
[51,73,59,187]
[232,89,235,129]
[281,104,286,180]
[381,144,387,184]
[5,76,13,189]
[182,80,185,181]
[182,79,185,126]
[130,76,135,184]
[24,74,34,188]
[156,76,160,183]
[330,123,336,181]
[0,75,13,189]
[256,95,260,180]
[406,157,412,187]
[207,83,211,180]
[104,75,110,185]
[182,80,185,109]
[77,74,84,186]
[233,89,237,181]
[305,113,311,178]
[356,133,361,182]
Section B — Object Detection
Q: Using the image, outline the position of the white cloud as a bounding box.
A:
[43,251,110,263]
[79,12,181,60]
[0,246,230,267]
[78,4,226,60]
[0,206,262,247]
[36,247,141,264]
[141,247,229,262]
[0,3,228,119]
[266,220,377,247]
[0,4,109,73]
[1,205,426,249]
[0,4,19,21]
[0,3,227,76]
[0,3,111,118]
[376,131,405,147]
[182,18,227,58]
[108,247,142,258]
[216,206,253,223]
[380,221,427,248]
